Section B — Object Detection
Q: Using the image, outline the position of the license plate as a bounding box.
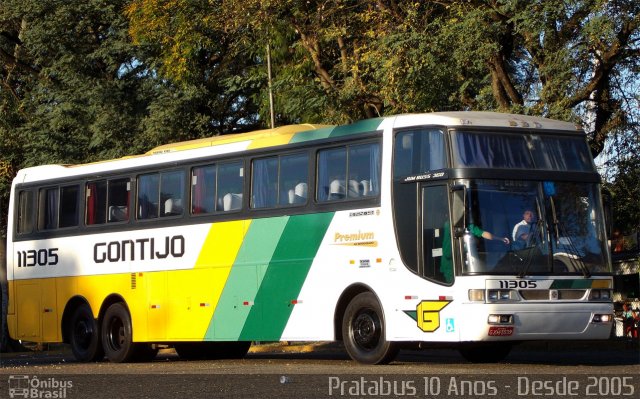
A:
[488,326,514,336]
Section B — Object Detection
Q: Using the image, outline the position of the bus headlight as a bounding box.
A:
[487,289,518,302]
[591,314,613,323]
[589,289,612,301]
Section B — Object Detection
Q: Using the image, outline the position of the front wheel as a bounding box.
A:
[101,302,136,363]
[342,292,398,364]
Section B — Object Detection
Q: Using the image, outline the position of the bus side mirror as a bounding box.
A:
[451,184,466,237]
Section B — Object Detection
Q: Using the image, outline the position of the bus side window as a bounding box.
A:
[217,161,243,212]
[38,188,58,231]
[317,147,347,202]
[108,179,130,222]
[160,171,185,217]
[348,143,380,198]
[17,190,34,234]
[251,152,309,209]
[191,165,217,214]
[317,143,380,202]
[59,185,80,228]
[279,152,309,206]
[251,157,278,209]
[86,181,107,225]
[394,129,445,177]
[138,173,160,219]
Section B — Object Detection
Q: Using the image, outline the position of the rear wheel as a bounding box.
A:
[101,302,137,363]
[342,292,398,364]
[458,342,512,363]
[69,303,104,362]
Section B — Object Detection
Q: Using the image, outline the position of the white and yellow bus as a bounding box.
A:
[7,112,613,364]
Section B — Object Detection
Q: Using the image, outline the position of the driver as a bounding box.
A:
[512,209,535,249]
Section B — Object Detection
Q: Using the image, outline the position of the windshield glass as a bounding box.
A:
[452,131,595,171]
[460,179,610,275]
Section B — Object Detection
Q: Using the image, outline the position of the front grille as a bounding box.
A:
[519,289,587,300]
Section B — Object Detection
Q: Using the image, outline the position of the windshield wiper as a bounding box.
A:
[517,221,541,278]
[555,220,591,278]
[517,198,545,278]
[548,196,591,278]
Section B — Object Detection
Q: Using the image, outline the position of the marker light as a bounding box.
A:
[468,289,485,302]
[589,289,612,301]
[592,314,613,323]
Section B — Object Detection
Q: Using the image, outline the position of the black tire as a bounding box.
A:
[342,292,399,364]
[68,303,104,362]
[175,341,251,360]
[101,302,136,363]
[458,342,512,363]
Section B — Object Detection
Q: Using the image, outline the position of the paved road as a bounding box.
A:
[0,342,638,398]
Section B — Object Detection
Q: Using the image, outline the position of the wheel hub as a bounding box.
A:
[352,310,381,350]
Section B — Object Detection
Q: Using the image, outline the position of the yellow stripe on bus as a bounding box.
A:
[159,220,252,340]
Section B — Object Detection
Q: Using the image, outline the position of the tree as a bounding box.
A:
[126,1,639,159]
[604,155,640,235]
[0,0,159,352]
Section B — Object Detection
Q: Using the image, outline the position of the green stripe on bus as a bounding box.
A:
[239,212,334,341]
[289,117,384,144]
[328,118,384,138]
[288,126,336,143]
[206,217,289,340]
[550,279,594,289]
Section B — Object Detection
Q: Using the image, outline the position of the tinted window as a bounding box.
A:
[394,129,446,177]
[59,185,79,228]
[38,188,58,230]
[17,190,34,234]
[217,162,244,212]
[251,152,309,209]
[317,143,381,202]
[191,161,244,214]
[138,171,185,219]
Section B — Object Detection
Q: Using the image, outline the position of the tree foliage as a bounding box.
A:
[0,0,638,227]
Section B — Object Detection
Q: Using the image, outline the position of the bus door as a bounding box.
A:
[420,184,453,285]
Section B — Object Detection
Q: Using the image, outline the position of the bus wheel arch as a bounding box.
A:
[338,288,399,364]
[333,284,372,341]
[62,297,104,362]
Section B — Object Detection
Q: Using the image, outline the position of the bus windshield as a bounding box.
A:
[460,179,611,276]
[452,131,594,171]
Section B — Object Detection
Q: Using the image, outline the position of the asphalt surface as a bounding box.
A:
[0,340,638,399]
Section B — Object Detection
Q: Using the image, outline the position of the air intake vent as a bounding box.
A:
[131,273,137,289]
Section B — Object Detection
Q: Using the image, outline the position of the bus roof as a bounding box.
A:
[393,112,582,132]
[145,124,326,155]
[13,112,582,184]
